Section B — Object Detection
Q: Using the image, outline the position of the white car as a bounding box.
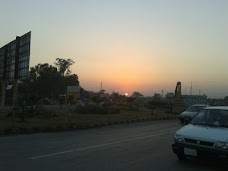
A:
[173,106,228,160]
[178,104,209,124]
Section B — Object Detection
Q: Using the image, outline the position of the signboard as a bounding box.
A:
[67,86,80,94]
[67,86,80,104]
[0,31,31,83]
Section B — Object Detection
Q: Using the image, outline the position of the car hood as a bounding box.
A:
[176,124,228,142]
[180,111,197,117]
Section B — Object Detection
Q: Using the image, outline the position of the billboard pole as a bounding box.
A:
[0,80,6,106]
[12,80,18,106]
[12,36,20,106]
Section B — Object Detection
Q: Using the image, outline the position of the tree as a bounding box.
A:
[19,58,79,104]
[54,58,75,76]
[126,96,136,103]
[65,74,79,86]
[131,91,143,98]
[126,96,137,111]
[29,63,64,98]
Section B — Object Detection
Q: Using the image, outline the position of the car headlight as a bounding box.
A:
[215,142,228,150]
[174,134,184,143]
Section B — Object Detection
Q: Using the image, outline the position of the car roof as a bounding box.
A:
[205,106,228,110]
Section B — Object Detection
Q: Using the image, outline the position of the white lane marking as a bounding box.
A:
[30,129,177,160]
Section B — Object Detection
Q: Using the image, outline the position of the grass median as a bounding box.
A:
[0,106,178,132]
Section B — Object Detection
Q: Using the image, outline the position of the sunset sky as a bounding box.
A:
[1,0,228,98]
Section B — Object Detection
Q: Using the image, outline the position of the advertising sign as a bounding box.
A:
[0,31,31,83]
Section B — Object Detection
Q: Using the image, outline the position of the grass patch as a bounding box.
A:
[0,106,178,131]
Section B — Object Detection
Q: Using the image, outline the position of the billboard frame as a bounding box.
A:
[0,31,31,106]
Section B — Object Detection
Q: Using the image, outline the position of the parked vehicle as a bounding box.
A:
[172,106,228,160]
[179,104,209,124]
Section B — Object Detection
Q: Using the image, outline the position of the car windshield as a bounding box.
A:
[191,109,228,127]
[186,106,204,112]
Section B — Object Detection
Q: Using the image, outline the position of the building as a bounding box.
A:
[181,95,207,107]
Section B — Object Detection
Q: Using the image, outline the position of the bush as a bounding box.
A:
[7,105,57,119]
[75,104,120,114]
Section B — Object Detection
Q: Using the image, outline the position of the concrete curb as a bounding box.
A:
[0,115,179,136]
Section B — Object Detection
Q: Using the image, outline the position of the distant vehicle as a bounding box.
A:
[172,106,228,160]
[179,104,209,124]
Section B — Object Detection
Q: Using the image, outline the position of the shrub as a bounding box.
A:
[75,104,120,114]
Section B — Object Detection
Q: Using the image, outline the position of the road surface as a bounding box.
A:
[0,120,227,171]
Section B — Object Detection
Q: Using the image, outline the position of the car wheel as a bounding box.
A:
[176,153,186,161]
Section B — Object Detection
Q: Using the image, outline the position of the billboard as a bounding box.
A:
[0,31,31,83]
[67,86,80,103]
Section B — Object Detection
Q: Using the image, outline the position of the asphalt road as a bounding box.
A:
[0,120,227,171]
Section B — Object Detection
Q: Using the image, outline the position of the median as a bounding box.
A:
[0,105,178,136]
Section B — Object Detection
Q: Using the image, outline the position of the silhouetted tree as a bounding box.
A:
[19,58,79,102]
[131,91,143,98]
[54,58,75,76]
[29,63,63,98]
[65,74,79,86]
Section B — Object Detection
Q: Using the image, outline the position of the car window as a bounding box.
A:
[206,109,220,123]
[197,106,205,112]
[191,110,207,123]
[186,106,205,112]
[192,109,228,127]
[219,110,228,126]
[186,106,198,112]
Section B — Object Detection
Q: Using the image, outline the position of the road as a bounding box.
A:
[0,120,227,171]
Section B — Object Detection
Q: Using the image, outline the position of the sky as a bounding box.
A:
[0,0,228,98]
